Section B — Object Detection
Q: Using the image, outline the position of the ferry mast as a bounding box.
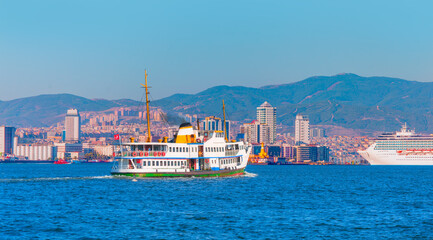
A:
[222,100,228,142]
[140,70,152,142]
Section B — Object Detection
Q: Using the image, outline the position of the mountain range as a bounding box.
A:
[2,73,433,133]
[152,73,433,133]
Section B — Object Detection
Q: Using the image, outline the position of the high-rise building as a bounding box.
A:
[241,120,271,144]
[295,114,310,145]
[201,116,231,140]
[65,109,81,142]
[311,128,325,138]
[257,101,276,144]
[0,126,15,155]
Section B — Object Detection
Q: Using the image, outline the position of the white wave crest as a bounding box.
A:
[0,175,113,182]
[242,171,258,178]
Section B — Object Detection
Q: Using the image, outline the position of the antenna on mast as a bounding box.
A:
[140,70,152,142]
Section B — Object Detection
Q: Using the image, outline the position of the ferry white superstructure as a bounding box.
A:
[111,123,251,177]
[358,124,433,165]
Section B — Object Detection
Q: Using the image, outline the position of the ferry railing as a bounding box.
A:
[115,150,167,158]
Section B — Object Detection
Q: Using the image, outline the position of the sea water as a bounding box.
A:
[1,164,433,239]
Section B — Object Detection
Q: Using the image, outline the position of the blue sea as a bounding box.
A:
[1,164,433,239]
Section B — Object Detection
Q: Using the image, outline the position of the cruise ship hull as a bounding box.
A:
[359,146,433,165]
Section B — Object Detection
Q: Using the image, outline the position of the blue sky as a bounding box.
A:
[1,0,432,101]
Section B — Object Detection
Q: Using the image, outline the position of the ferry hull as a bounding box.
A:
[112,168,245,178]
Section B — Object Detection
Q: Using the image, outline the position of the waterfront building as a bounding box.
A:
[267,145,281,157]
[241,120,271,144]
[92,145,114,157]
[0,126,16,155]
[201,116,231,140]
[317,146,330,162]
[281,144,296,159]
[65,109,81,142]
[257,101,276,144]
[296,145,311,162]
[55,143,83,160]
[15,144,57,160]
[295,114,310,145]
[293,144,330,162]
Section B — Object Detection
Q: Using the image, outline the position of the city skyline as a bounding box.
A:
[1,1,433,101]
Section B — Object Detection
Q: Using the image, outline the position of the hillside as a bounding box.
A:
[0,94,140,127]
[152,74,433,133]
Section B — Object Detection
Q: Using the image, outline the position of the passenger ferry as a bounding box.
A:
[110,71,251,177]
[358,123,433,165]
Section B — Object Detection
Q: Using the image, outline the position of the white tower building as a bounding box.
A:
[65,109,81,142]
[256,102,276,144]
[295,114,310,145]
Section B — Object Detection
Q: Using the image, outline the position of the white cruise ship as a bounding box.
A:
[358,124,433,165]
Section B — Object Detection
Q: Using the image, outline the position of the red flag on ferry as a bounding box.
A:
[114,134,120,140]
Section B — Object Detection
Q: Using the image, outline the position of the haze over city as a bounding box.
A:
[1,0,433,101]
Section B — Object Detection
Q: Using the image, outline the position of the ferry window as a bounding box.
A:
[164,161,167,166]
[186,148,189,152]
[176,147,179,152]
[160,161,163,166]
[169,147,172,152]
[156,161,159,166]
[143,161,146,166]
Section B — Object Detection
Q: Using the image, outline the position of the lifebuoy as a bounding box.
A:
[205,159,209,163]
[145,152,149,157]
[153,152,158,157]
[132,152,137,157]
[139,151,144,157]
[162,152,166,157]
[158,152,162,157]
[196,138,201,143]
[112,152,116,157]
